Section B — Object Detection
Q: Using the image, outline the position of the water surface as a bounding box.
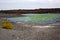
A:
[7,14,60,24]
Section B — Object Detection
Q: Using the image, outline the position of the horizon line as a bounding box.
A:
[0,8,60,10]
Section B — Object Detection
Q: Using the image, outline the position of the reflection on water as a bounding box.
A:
[7,14,60,24]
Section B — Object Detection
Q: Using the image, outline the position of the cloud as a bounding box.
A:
[0,0,60,10]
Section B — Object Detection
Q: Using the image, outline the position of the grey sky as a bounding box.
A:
[0,0,60,10]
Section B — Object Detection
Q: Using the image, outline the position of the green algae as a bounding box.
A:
[29,14,60,21]
[7,14,60,22]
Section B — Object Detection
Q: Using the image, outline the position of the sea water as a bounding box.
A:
[7,14,60,24]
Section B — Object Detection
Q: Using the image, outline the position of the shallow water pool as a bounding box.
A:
[7,14,60,24]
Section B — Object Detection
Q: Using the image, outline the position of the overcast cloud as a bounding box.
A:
[0,0,60,10]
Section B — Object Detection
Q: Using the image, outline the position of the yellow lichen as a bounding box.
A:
[1,21,14,29]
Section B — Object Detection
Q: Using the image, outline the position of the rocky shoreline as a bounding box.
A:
[0,13,60,40]
[0,19,60,40]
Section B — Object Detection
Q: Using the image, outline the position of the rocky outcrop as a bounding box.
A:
[0,8,60,14]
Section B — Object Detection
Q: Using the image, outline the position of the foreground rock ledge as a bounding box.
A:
[0,22,60,40]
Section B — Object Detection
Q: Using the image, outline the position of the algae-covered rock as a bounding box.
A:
[1,21,14,29]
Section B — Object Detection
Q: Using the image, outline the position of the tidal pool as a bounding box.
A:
[7,14,60,24]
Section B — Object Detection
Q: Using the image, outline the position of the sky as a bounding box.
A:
[0,0,60,10]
